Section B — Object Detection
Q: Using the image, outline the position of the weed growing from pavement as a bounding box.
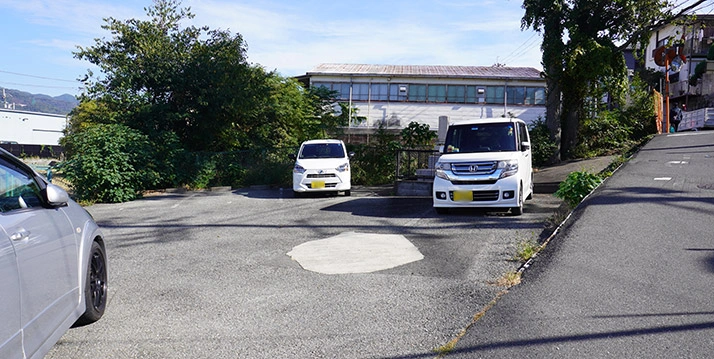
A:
[495,271,522,287]
[513,238,540,263]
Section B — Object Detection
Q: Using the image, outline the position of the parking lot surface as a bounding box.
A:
[47,189,562,358]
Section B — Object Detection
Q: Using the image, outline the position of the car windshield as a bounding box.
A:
[444,123,516,153]
[299,143,345,159]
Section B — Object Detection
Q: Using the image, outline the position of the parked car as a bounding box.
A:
[433,118,533,215]
[0,147,107,358]
[290,139,352,197]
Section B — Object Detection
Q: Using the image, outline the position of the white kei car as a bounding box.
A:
[291,139,352,197]
[433,118,533,215]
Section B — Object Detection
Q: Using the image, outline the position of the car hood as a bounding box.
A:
[295,158,349,170]
[438,151,521,162]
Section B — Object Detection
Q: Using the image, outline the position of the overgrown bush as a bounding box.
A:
[554,171,603,207]
[349,123,401,185]
[63,124,159,203]
[573,109,633,158]
[400,121,436,149]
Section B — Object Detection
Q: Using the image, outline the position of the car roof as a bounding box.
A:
[450,118,525,126]
[301,139,344,145]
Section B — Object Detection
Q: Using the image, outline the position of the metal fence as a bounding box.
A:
[0,143,64,158]
[395,149,440,181]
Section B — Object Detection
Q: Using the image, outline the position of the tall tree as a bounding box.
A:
[522,0,708,160]
[73,0,264,152]
[522,0,566,164]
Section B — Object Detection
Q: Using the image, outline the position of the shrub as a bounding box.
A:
[573,110,632,158]
[529,118,558,167]
[63,124,158,203]
[554,170,603,207]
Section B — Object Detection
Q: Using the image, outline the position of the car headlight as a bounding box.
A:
[434,161,450,180]
[293,164,306,174]
[336,162,349,172]
[498,159,519,179]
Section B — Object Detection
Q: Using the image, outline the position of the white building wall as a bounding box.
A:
[350,102,545,130]
[0,109,66,145]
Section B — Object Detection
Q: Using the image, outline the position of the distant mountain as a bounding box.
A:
[1,88,79,115]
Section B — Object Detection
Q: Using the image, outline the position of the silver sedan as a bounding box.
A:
[0,147,107,358]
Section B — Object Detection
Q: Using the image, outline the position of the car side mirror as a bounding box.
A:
[521,142,531,151]
[348,152,355,158]
[45,183,69,206]
[288,153,297,160]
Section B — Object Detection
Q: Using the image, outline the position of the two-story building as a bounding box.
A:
[646,14,714,108]
[296,63,547,135]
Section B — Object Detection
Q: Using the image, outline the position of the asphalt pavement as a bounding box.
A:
[449,130,714,357]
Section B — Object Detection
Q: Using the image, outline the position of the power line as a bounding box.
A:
[0,69,77,83]
[0,81,80,91]
[499,33,541,66]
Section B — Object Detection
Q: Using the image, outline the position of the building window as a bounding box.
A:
[371,84,389,101]
[311,81,545,106]
[427,85,446,102]
[525,87,546,105]
[486,86,504,103]
[465,86,477,103]
[337,83,351,100]
[352,83,369,100]
[447,85,465,103]
[409,84,427,102]
[390,84,408,101]
[507,87,526,105]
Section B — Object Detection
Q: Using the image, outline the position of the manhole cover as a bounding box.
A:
[698,183,714,190]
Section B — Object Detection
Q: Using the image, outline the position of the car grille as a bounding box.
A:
[449,190,500,201]
[307,173,337,178]
[450,179,498,185]
[451,161,498,175]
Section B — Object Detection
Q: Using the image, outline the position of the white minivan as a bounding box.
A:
[291,139,352,197]
[432,118,533,215]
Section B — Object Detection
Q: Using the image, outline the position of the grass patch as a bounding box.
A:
[513,238,540,263]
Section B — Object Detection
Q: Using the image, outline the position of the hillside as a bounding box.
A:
[1,87,78,115]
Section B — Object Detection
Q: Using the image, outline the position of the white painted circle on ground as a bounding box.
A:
[287,232,424,274]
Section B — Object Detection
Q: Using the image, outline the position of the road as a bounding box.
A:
[449,130,714,357]
[47,189,563,358]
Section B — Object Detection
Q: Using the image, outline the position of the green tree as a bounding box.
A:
[400,121,436,150]
[66,0,328,200]
[73,0,265,153]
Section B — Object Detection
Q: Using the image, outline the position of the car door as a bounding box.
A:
[0,225,22,358]
[0,156,79,356]
[517,121,533,194]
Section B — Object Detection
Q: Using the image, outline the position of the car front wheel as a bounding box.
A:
[511,185,523,216]
[73,240,108,327]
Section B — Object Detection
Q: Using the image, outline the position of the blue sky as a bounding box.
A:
[0,0,546,97]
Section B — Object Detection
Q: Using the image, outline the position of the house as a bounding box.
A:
[296,64,547,135]
[645,14,714,109]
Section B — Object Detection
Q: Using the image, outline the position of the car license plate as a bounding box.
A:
[453,190,472,202]
[311,180,326,189]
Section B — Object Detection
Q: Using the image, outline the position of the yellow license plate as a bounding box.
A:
[311,180,326,189]
[453,190,472,202]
